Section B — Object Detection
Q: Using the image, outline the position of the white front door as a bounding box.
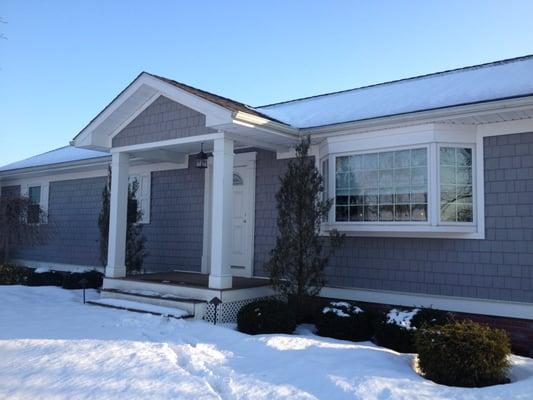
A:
[230,161,255,277]
[202,152,256,278]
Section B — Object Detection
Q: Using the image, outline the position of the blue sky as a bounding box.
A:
[1,1,533,166]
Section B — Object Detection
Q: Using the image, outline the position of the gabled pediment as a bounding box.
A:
[72,72,238,150]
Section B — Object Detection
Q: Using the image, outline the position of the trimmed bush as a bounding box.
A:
[26,270,64,286]
[315,301,371,341]
[62,270,103,289]
[237,299,296,335]
[374,307,449,353]
[416,319,511,387]
[0,264,31,285]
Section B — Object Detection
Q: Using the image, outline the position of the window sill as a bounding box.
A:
[321,223,483,239]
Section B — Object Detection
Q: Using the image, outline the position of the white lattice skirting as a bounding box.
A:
[203,295,279,324]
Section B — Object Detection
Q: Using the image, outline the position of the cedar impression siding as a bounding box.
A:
[11,176,106,266]
[7,160,205,272]
[112,95,216,148]
[142,160,205,272]
[251,133,533,304]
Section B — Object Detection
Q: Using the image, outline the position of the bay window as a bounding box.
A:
[335,147,428,223]
[322,139,480,238]
[439,146,473,223]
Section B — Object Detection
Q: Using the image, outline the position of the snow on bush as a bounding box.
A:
[374,307,449,353]
[322,301,363,318]
[316,301,370,342]
[386,308,420,330]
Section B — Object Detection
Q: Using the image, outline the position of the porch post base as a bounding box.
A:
[208,274,233,290]
[106,265,126,278]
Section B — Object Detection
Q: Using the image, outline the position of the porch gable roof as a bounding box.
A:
[72,72,295,151]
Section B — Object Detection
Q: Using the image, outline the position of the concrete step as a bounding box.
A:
[99,288,207,319]
[87,298,191,319]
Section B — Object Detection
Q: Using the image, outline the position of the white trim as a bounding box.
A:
[276,144,320,161]
[231,155,256,277]
[320,286,533,321]
[128,172,151,224]
[73,73,234,149]
[208,137,234,289]
[436,143,476,226]
[477,117,533,137]
[322,124,484,239]
[108,91,161,140]
[201,161,212,274]
[305,96,533,138]
[1,160,188,187]
[12,259,104,274]
[202,151,257,278]
[110,132,224,154]
[106,152,129,278]
[103,275,273,303]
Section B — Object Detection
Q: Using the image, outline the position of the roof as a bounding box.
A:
[255,55,533,128]
[145,73,285,124]
[3,55,533,174]
[0,146,110,173]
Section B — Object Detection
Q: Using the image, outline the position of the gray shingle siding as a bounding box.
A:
[252,133,533,304]
[6,131,533,304]
[112,96,216,148]
[142,161,204,272]
[12,177,106,266]
[9,161,205,272]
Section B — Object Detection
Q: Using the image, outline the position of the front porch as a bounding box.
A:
[122,271,271,290]
[71,72,299,318]
[101,271,274,321]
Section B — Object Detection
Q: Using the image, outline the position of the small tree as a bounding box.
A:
[98,167,147,274]
[266,138,343,316]
[0,195,48,264]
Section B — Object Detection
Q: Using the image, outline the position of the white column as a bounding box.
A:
[208,137,234,289]
[106,152,129,278]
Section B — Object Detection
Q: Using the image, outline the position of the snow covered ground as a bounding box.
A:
[0,286,532,400]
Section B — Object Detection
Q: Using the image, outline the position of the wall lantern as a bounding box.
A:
[195,142,208,169]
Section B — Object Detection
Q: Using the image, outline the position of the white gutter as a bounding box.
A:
[302,95,533,138]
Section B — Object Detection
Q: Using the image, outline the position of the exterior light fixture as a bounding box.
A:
[195,142,208,169]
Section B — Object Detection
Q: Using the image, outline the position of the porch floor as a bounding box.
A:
[122,271,270,290]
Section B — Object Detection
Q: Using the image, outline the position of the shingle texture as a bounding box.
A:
[5,161,205,272]
[3,133,533,304]
[112,96,216,147]
[252,135,533,303]
[11,177,106,266]
[142,161,205,272]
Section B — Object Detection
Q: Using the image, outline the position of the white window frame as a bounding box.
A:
[437,143,477,227]
[330,144,431,226]
[319,125,483,238]
[128,172,151,224]
[21,182,49,224]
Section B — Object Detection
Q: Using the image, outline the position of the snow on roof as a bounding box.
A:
[0,146,110,173]
[255,55,533,128]
[4,56,533,174]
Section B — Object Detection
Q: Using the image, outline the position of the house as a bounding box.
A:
[1,56,533,353]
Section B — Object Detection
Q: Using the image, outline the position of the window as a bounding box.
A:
[322,158,329,201]
[440,147,473,223]
[27,185,41,224]
[128,173,151,224]
[233,173,243,186]
[335,148,428,223]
